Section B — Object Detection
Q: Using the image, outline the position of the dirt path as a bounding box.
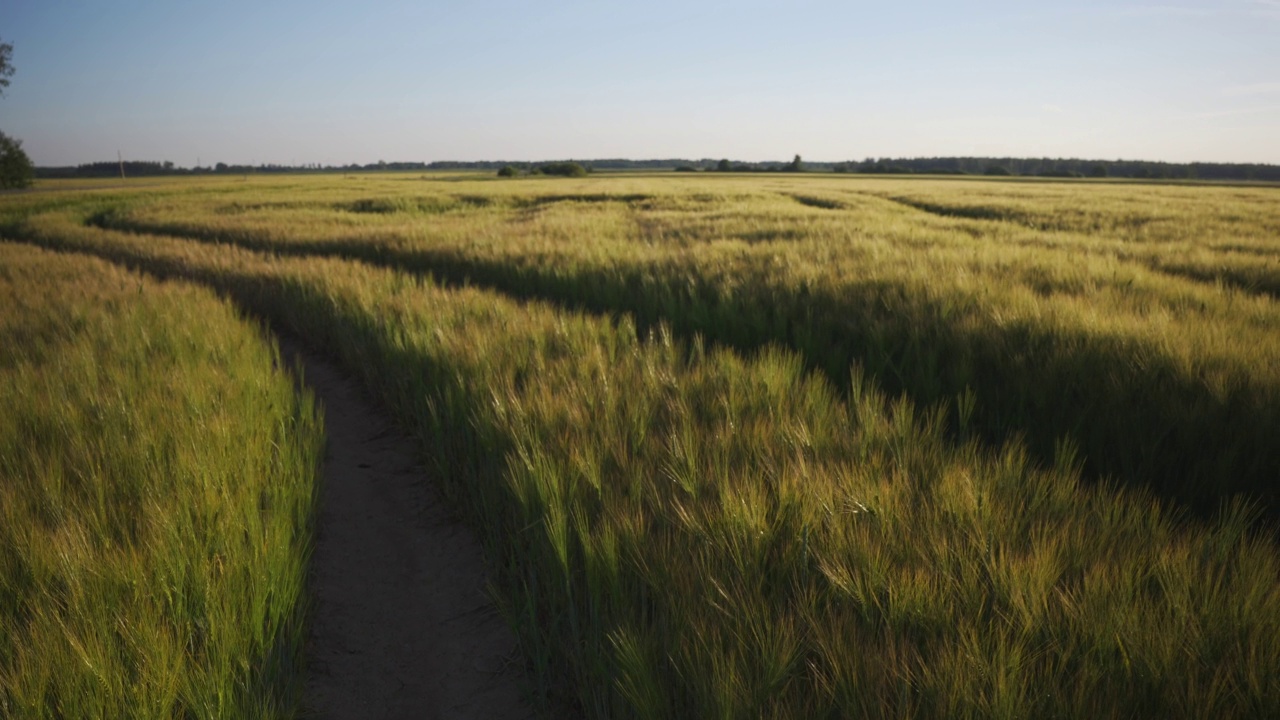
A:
[286,341,533,720]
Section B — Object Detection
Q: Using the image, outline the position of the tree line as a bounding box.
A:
[34,155,1280,183]
[828,156,1280,181]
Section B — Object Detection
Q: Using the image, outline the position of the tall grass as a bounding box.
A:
[0,242,323,718]
[78,175,1280,518]
[10,194,1279,718]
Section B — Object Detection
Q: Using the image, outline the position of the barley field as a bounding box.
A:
[0,242,323,718]
[2,172,1278,718]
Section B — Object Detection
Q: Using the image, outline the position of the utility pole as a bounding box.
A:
[118,150,125,181]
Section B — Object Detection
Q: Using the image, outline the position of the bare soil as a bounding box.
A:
[287,341,533,720]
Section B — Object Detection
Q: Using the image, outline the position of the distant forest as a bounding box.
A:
[36,156,1280,182]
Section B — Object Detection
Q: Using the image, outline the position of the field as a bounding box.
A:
[0,243,322,717]
[2,172,1278,718]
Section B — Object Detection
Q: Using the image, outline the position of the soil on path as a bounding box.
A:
[288,341,533,720]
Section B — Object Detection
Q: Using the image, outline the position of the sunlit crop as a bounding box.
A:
[0,242,322,718]
[3,172,1277,718]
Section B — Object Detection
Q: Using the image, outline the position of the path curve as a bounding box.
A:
[286,339,533,720]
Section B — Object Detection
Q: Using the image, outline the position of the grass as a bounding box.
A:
[71,174,1280,518]
[0,241,323,718]
[3,173,1278,718]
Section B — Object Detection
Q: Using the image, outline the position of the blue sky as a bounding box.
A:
[2,0,1278,166]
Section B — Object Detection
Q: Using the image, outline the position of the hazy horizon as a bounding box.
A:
[3,0,1279,167]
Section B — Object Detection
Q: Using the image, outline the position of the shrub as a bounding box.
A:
[497,165,520,177]
[537,162,588,177]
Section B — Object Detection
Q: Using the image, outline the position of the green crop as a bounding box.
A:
[0,242,322,718]
[4,172,1278,718]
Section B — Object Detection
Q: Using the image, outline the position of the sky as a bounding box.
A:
[1,0,1278,167]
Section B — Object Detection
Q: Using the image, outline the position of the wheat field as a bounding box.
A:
[2,172,1278,718]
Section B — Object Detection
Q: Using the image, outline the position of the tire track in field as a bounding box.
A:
[283,337,533,720]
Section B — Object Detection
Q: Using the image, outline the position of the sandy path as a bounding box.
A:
[287,341,533,720]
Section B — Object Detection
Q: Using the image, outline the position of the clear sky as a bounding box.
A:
[2,0,1278,167]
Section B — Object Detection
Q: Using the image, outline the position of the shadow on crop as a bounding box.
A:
[1149,263,1280,301]
[788,194,847,210]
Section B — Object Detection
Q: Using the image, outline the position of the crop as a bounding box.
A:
[0,241,323,718]
[79,175,1280,517]
[4,172,1277,718]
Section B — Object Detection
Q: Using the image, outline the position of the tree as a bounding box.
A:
[0,38,31,188]
[787,154,804,172]
[497,165,519,177]
[0,131,34,189]
[717,158,732,172]
[0,40,13,97]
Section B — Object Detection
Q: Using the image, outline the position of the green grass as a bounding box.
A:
[5,175,1279,718]
[0,242,323,718]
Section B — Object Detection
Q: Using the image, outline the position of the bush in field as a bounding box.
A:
[0,130,33,189]
[537,161,588,177]
[497,165,520,177]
